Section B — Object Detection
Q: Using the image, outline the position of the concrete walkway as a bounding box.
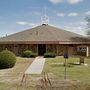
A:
[25,57,45,75]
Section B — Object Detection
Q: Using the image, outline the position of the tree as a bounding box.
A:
[86,15,90,38]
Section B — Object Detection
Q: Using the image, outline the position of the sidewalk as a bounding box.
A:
[25,57,45,75]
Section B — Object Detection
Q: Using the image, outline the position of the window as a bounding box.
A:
[77,47,86,52]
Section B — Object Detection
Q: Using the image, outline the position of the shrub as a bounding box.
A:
[22,50,37,58]
[30,53,38,58]
[44,52,56,58]
[77,51,86,56]
[0,50,16,69]
[22,50,32,58]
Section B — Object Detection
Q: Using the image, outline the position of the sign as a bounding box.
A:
[64,53,69,59]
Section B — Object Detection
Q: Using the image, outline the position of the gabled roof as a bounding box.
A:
[0,24,89,44]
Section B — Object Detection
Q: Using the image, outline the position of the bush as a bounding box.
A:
[22,50,37,58]
[77,51,86,56]
[44,52,56,58]
[0,50,16,69]
[22,50,32,58]
[30,53,38,58]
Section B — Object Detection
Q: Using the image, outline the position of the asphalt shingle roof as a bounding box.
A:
[0,24,88,42]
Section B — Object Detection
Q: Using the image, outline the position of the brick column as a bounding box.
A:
[86,46,89,57]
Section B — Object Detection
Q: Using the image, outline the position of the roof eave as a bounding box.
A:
[0,41,90,44]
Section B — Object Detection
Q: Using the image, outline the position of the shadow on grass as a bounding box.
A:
[68,63,81,65]
[50,63,75,68]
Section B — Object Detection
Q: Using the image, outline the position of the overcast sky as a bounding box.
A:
[0,0,90,36]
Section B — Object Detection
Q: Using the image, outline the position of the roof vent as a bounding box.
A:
[42,24,48,26]
[36,31,38,35]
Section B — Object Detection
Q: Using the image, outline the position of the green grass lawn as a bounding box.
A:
[0,82,34,90]
[43,57,90,84]
[0,57,34,90]
[0,56,90,90]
